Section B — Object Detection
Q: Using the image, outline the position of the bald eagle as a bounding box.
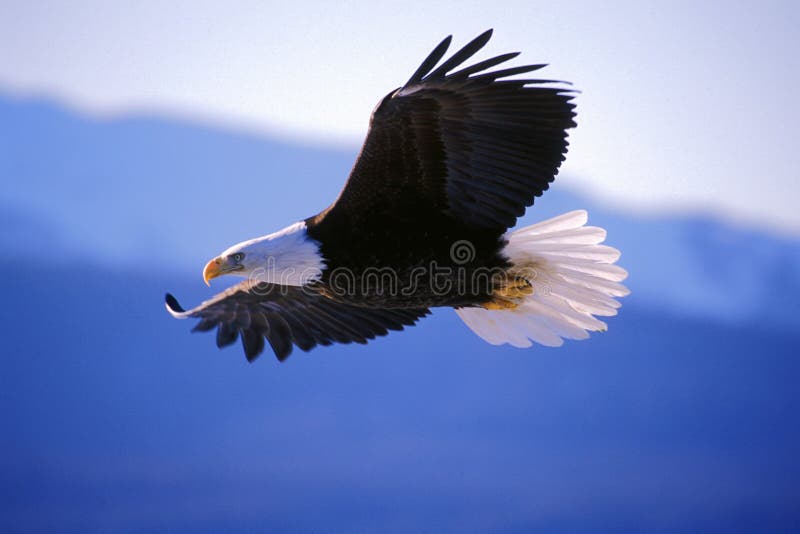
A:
[166,30,629,362]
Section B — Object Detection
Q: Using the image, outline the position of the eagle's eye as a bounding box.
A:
[231,252,245,263]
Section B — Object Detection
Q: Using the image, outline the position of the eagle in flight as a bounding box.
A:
[166,30,629,362]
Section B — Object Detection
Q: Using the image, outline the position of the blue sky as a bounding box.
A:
[1,1,798,234]
[2,4,800,530]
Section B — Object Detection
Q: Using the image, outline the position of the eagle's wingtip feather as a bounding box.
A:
[164,293,186,316]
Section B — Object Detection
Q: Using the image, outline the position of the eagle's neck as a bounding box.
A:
[226,221,325,286]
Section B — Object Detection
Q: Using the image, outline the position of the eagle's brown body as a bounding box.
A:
[166,30,628,362]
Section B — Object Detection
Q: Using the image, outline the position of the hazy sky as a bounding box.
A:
[1,1,798,234]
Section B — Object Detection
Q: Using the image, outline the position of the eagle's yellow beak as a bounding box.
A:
[203,257,224,286]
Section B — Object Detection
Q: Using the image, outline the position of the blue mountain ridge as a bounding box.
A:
[1,261,798,532]
[1,93,799,532]
[2,93,799,329]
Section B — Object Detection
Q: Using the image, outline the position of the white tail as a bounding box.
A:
[456,210,629,348]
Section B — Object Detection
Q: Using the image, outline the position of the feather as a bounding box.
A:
[164,282,428,361]
[405,35,452,86]
[456,210,628,348]
[426,29,493,80]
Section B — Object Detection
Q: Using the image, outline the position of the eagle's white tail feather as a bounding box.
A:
[456,210,629,348]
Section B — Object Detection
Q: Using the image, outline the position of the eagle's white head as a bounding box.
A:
[202,221,324,287]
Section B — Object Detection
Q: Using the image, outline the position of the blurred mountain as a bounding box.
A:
[0,94,349,269]
[1,261,798,533]
[2,93,799,330]
[1,93,799,531]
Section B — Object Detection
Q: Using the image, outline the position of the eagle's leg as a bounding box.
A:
[484,274,534,310]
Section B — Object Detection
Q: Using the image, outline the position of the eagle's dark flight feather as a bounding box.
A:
[317,28,576,233]
[166,283,429,361]
[166,30,591,362]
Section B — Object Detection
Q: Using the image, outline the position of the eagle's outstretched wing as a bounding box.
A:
[315,29,576,234]
[167,31,576,362]
[166,282,429,361]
